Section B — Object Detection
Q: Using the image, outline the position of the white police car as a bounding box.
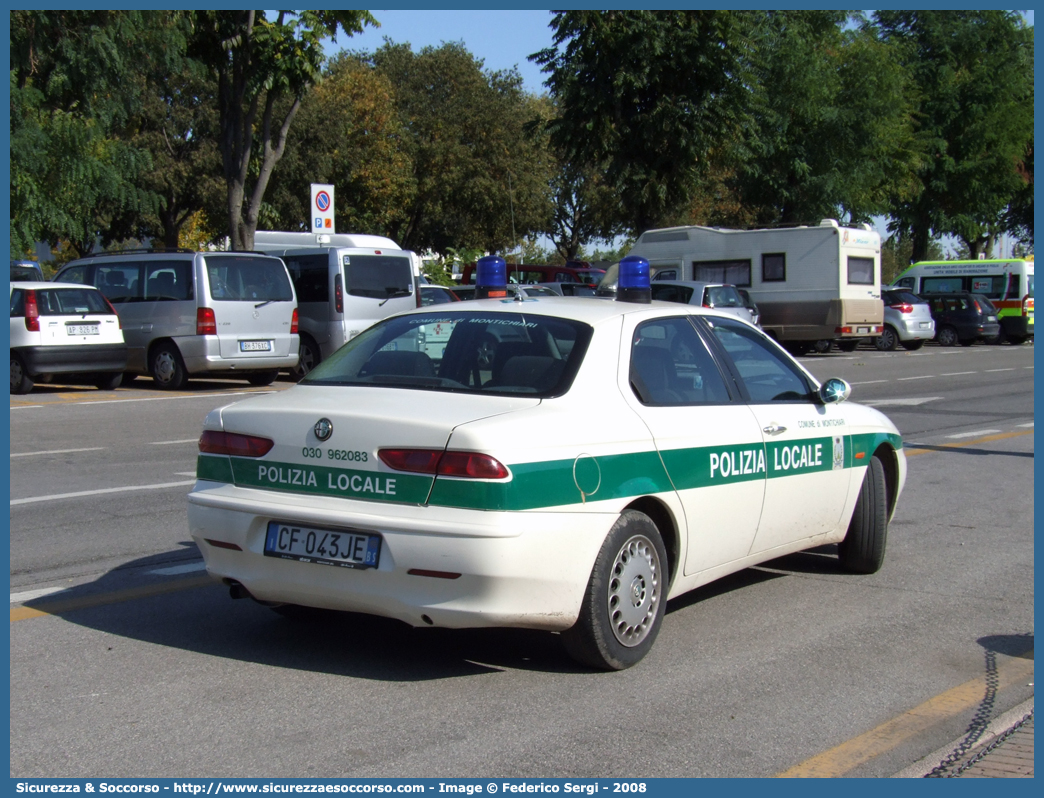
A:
[187,256,906,670]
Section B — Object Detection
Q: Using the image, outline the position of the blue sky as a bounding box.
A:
[329,10,559,95]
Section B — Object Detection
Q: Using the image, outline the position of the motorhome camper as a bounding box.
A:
[601,219,883,352]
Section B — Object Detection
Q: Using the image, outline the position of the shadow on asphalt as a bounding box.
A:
[20,545,804,679]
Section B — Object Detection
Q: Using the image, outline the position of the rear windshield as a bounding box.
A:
[883,290,925,305]
[705,285,744,308]
[303,310,593,397]
[343,255,413,300]
[11,266,41,281]
[35,287,113,315]
[651,284,695,304]
[205,256,294,302]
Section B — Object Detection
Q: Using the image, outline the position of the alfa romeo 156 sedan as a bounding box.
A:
[187,258,905,670]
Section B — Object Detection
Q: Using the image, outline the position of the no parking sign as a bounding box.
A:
[310,183,335,233]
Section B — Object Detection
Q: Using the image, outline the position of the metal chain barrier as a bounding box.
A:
[924,649,1001,777]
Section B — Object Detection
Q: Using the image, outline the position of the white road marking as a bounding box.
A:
[861,397,942,407]
[850,380,889,386]
[9,390,268,409]
[985,368,1015,373]
[10,586,67,604]
[897,375,934,381]
[10,405,44,410]
[1017,422,1034,428]
[10,447,105,458]
[10,479,196,506]
[946,429,1002,439]
[941,371,977,376]
[148,562,206,576]
[175,472,197,477]
[149,439,199,445]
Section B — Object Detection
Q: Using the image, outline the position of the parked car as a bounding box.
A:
[10,281,128,394]
[876,289,935,351]
[52,249,299,390]
[925,293,1001,347]
[461,263,604,287]
[454,284,559,301]
[737,289,761,327]
[534,282,599,297]
[11,260,44,282]
[419,285,461,306]
[649,281,756,325]
[188,268,905,671]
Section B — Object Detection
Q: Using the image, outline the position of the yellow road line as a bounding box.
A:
[10,575,216,622]
[905,428,1033,457]
[777,651,1035,777]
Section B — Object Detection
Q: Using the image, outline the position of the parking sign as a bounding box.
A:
[310,184,335,233]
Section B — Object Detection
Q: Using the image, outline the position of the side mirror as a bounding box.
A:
[819,378,851,404]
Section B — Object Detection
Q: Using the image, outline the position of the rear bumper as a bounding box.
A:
[15,344,128,376]
[186,480,611,631]
[177,335,299,374]
[892,317,935,341]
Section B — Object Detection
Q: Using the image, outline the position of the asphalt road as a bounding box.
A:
[8,341,1034,778]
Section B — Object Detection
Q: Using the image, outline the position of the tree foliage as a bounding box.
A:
[370,41,552,255]
[874,11,1034,260]
[264,53,413,236]
[189,10,377,251]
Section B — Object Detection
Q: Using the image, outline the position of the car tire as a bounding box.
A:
[150,343,188,390]
[813,339,833,354]
[561,510,668,670]
[838,455,888,574]
[95,372,123,391]
[936,326,959,347]
[291,336,319,381]
[837,340,860,352]
[10,355,34,395]
[875,326,899,351]
[900,339,924,351]
[247,370,278,387]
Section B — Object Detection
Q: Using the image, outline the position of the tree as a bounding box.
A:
[875,11,1034,261]
[10,11,184,256]
[729,12,919,226]
[189,11,377,251]
[263,53,413,236]
[370,41,552,255]
[533,11,753,234]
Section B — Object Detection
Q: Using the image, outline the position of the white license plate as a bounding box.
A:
[857,326,870,334]
[919,322,932,329]
[240,340,272,352]
[264,521,381,569]
[987,316,997,322]
[67,324,99,336]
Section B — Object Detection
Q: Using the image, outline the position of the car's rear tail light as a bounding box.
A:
[889,303,914,314]
[334,274,344,314]
[378,448,509,479]
[24,290,39,332]
[198,430,274,457]
[973,300,982,313]
[1024,296,1033,316]
[197,307,217,335]
[835,326,853,334]
[379,449,443,474]
[102,295,122,328]
[438,452,510,479]
[290,308,299,334]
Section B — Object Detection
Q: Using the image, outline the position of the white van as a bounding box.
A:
[892,259,1034,344]
[53,250,299,389]
[253,231,421,379]
[601,219,884,352]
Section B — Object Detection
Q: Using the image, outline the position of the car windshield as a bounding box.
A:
[302,310,593,397]
[205,256,294,302]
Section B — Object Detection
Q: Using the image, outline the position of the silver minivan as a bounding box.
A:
[53,251,299,389]
[253,232,420,379]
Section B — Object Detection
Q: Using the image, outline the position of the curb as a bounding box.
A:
[891,697,1035,778]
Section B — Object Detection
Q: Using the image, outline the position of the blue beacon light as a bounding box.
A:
[617,255,651,303]
[475,256,508,299]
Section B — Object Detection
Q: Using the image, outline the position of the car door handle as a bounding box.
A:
[763,424,787,435]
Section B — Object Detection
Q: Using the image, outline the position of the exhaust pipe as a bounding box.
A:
[226,580,251,600]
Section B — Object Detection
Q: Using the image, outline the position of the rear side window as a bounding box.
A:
[921,276,963,294]
[35,288,114,315]
[11,290,24,316]
[968,275,1005,299]
[847,257,875,285]
[283,254,329,303]
[144,260,194,301]
[95,263,143,303]
[205,256,293,302]
[343,255,413,300]
[705,285,743,308]
[650,284,694,304]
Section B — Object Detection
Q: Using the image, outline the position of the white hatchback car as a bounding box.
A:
[188,282,906,670]
[10,281,128,394]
